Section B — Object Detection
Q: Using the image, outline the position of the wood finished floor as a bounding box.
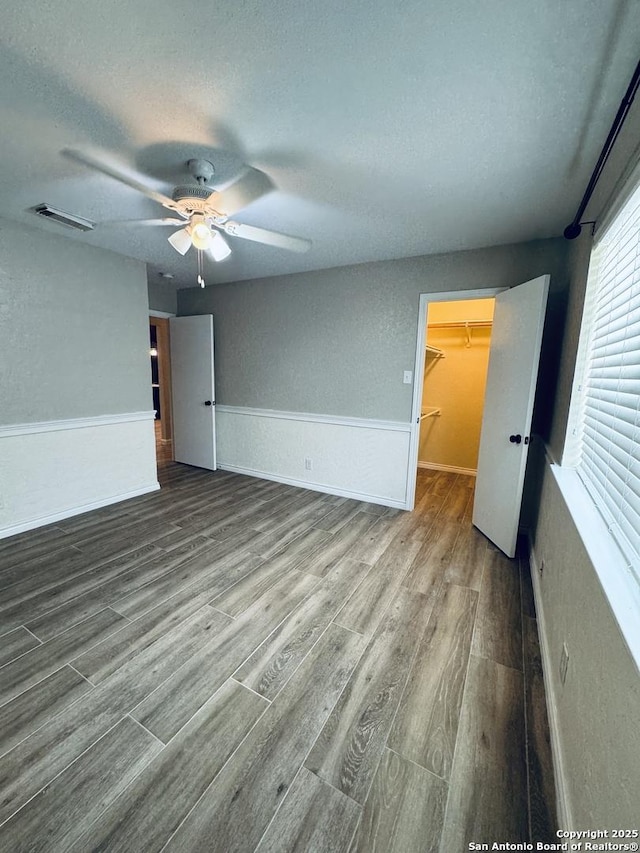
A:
[0,465,557,852]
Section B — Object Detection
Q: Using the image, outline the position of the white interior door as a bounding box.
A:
[472,275,550,557]
[169,315,217,470]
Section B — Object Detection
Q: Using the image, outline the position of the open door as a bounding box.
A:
[472,275,549,557]
[169,315,217,470]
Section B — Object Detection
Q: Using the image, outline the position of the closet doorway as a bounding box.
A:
[407,277,549,556]
[149,315,173,464]
[406,287,502,512]
[418,297,495,478]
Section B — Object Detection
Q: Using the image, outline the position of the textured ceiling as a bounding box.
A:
[0,0,639,288]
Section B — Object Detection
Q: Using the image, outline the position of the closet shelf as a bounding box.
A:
[419,407,441,421]
[426,344,445,357]
[427,319,492,329]
[427,319,492,348]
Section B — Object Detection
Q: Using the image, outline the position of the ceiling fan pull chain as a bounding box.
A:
[196,249,205,288]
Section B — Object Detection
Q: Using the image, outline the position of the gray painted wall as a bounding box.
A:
[178,237,568,422]
[533,464,640,826]
[148,277,177,316]
[0,217,152,425]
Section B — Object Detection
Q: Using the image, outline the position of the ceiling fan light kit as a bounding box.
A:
[60,148,311,287]
[166,213,232,262]
[189,215,214,250]
[167,227,192,256]
[208,230,232,261]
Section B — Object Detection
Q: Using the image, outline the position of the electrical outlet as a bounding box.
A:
[560,643,569,685]
[304,457,312,471]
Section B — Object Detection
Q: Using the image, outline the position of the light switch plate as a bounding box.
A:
[403,370,412,384]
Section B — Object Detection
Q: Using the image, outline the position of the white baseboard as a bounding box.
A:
[528,536,573,830]
[216,406,411,508]
[218,463,406,509]
[0,412,158,539]
[0,483,160,539]
[417,461,477,476]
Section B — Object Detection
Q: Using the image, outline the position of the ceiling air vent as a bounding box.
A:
[30,204,95,232]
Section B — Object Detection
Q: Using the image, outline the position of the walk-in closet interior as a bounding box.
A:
[418,298,495,477]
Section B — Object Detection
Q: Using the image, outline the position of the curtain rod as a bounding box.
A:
[564,58,640,240]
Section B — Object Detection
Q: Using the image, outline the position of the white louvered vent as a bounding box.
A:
[30,204,95,232]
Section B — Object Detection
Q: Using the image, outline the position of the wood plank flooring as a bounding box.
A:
[0,464,556,852]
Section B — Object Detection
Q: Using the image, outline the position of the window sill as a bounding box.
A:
[550,463,640,672]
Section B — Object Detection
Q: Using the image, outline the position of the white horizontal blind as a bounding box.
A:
[571,181,640,579]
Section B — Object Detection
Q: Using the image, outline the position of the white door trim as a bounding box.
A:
[405,288,505,509]
[149,310,176,319]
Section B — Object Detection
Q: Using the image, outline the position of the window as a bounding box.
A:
[564,178,640,583]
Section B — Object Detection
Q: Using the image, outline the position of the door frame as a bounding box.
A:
[405,288,505,509]
[149,311,175,451]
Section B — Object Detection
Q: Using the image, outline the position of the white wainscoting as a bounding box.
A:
[216,406,412,509]
[0,411,158,539]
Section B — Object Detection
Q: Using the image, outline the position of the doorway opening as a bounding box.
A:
[417,297,495,482]
[407,277,549,556]
[406,288,502,511]
[149,316,173,465]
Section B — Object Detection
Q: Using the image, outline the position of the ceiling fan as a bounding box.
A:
[61,149,311,282]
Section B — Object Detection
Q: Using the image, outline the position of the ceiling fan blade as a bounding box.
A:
[62,148,180,212]
[167,227,192,255]
[206,167,275,217]
[222,221,311,253]
[100,218,187,227]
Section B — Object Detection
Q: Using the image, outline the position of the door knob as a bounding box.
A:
[204,400,213,406]
[509,434,522,444]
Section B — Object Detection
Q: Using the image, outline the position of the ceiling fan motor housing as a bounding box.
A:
[169,159,225,216]
[172,184,213,214]
[173,161,229,218]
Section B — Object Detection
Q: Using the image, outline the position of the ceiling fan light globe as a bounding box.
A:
[210,231,232,261]
[190,221,213,250]
[167,227,192,255]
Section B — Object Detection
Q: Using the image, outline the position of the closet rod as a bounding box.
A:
[427,319,492,329]
[419,406,441,422]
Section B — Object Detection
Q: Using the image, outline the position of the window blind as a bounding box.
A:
[569,180,640,579]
